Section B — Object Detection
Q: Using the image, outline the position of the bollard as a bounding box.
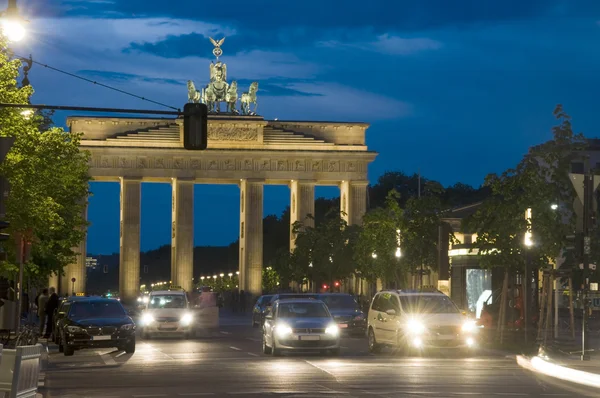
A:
[0,343,43,398]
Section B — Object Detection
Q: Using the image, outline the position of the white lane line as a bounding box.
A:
[245,337,261,342]
[494,394,528,396]
[178,393,216,396]
[100,354,117,366]
[142,343,175,360]
[229,346,242,351]
[220,331,231,335]
[133,395,167,397]
[305,361,338,381]
[115,351,127,358]
[247,352,259,357]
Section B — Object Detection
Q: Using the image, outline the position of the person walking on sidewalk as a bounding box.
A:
[37,288,49,336]
[44,287,59,339]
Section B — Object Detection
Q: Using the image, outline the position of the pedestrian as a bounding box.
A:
[44,287,59,339]
[37,288,49,336]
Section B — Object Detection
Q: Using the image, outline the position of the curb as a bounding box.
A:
[516,354,600,389]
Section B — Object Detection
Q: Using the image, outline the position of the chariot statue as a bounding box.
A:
[186,36,260,116]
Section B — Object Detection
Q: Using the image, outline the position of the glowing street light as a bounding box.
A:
[1,0,27,42]
[219,273,224,278]
[395,247,402,258]
[372,252,377,259]
[228,272,233,277]
[524,207,533,247]
[551,203,558,210]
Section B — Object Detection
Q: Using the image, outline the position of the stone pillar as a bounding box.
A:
[65,203,88,295]
[59,272,69,297]
[171,178,194,292]
[48,272,59,292]
[339,180,368,226]
[239,179,263,296]
[289,180,315,251]
[120,177,141,304]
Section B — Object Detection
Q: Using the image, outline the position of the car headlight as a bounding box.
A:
[462,320,478,333]
[325,324,339,336]
[275,323,293,338]
[141,313,155,326]
[180,313,193,326]
[406,319,426,334]
[66,326,83,333]
[120,324,134,331]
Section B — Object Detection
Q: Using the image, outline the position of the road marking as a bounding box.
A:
[245,337,261,342]
[247,352,259,357]
[220,331,231,335]
[305,361,338,380]
[133,395,167,397]
[494,394,528,396]
[142,343,175,360]
[115,351,127,358]
[229,346,242,351]
[100,354,117,366]
[178,393,216,396]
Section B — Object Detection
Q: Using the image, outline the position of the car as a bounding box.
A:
[58,297,136,356]
[367,288,479,354]
[139,289,194,338]
[52,296,89,344]
[262,298,340,356]
[317,293,366,336]
[252,295,273,327]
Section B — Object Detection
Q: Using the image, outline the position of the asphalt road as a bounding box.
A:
[40,318,598,398]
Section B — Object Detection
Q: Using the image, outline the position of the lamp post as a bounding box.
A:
[524,208,533,344]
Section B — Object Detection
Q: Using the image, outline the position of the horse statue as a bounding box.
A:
[187,80,201,103]
[202,84,217,113]
[226,81,239,114]
[240,82,259,115]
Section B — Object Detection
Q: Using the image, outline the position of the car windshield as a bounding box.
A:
[69,301,125,318]
[318,295,358,309]
[278,302,330,318]
[149,295,186,309]
[400,295,460,314]
[259,295,273,307]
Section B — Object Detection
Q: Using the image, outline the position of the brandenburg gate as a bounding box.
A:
[50,38,377,303]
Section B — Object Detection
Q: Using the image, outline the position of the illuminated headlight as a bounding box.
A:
[137,297,142,302]
[406,319,426,334]
[325,324,340,336]
[142,296,149,304]
[275,323,293,338]
[66,326,83,333]
[141,313,155,326]
[461,321,478,333]
[180,313,193,326]
[120,324,134,331]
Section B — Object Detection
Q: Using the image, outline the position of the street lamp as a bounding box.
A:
[219,273,224,278]
[1,0,26,42]
[371,252,377,259]
[228,272,233,277]
[550,203,558,210]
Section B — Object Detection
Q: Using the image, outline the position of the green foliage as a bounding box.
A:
[262,266,280,293]
[464,105,584,270]
[0,33,90,280]
[291,210,360,289]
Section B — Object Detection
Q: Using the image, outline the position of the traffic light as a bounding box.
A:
[0,220,9,242]
[183,102,208,150]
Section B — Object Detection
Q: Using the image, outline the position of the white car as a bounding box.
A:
[367,288,479,354]
[139,290,194,339]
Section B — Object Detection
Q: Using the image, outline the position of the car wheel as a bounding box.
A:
[368,328,381,354]
[64,345,74,356]
[124,339,136,354]
[262,334,272,354]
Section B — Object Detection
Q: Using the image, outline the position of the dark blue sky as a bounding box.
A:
[10,0,600,253]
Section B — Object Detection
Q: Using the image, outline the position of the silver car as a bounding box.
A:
[262,298,340,356]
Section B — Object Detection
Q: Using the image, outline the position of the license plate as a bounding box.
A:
[339,324,348,328]
[300,335,320,341]
[92,335,111,341]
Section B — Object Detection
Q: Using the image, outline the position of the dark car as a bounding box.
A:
[317,293,366,336]
[52,296,88,343]
[57,297,136,356]
[252,295,273,327]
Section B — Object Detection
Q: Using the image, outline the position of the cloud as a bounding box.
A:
[318,34,442,56]
[78,70,183,86]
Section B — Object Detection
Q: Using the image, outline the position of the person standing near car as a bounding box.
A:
[37,288,49,335]
[44,287,59,339]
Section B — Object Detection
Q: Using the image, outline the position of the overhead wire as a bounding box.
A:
[13,53,180,111]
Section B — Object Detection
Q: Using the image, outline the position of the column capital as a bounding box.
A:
[340,180,369,187]
[172,177,195,184]
[290,179,317,187]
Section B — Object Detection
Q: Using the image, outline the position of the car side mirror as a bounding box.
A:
[385,309,396,316]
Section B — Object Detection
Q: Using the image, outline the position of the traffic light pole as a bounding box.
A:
[581,169,594,360]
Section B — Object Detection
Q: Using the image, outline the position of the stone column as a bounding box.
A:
[339,180,368,226]
[66,203,88,295]
[59,272,69,297]
[120,177,141,304]
[239,179,263,296]
[289,180,315,251]
[48,272,59,292]
[171,178,194,292]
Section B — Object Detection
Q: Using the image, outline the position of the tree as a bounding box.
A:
[0,33,90,281]
[355,190,405,287]
[262,266,279,293]
[464,105,584,272]
[291,210,360,291]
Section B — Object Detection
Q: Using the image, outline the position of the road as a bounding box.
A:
[40,318,596,398]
